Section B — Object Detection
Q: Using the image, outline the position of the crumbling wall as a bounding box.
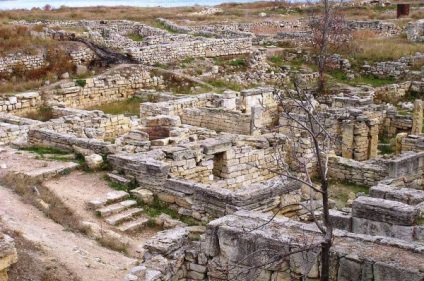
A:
[44,66,163,109]
[407,19,424,43]
[127,211,424,281]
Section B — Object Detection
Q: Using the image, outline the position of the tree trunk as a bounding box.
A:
[320,240,332,281]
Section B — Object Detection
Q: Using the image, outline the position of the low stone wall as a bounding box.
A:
[28,129,116,154]
[44,66,163,109]
[108,142,298,222]
[0,53,44,73]
[363,53,424,79]
[0,92,42,116]
[0,43,96,74]
[128,38,252,65]
[140,93,214,118]
[181,108,253,135]
[401,135,424,153]
[328,155,387,186]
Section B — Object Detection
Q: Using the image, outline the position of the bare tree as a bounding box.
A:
[224,80,337,281]
[274,80,335,281]
[308,0,351,94]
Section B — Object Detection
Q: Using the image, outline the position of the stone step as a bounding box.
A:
[96,200,137,217]
[118,217,149,233]
[105,208,144,226]
[88,191,130,209]
[107,173,132,186]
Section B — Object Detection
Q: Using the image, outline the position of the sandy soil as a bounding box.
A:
[0,186,138,281]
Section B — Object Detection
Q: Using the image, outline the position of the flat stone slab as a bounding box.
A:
[370,184,424,205]
[352,197,420,226]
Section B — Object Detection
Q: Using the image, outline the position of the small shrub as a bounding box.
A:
[75,79,86,87]
[228,58,246,67]
[24,106,54,121]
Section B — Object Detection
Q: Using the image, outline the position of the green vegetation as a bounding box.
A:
[104,175,137,192]
[153,62,169,69]
[152,20,178,34]
[329,180,370,208]
[227,58,246,67]
[24,106,54,121]
[75,78,86,88]
[87,96,145,117]
[21,146,70,157]
[20,146,78,163]
[125,33,143,42]
[207,79,245,92]
[327,70,396,87]
[136,195,198,226]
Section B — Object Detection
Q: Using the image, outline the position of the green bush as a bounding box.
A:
[75,79,86,87]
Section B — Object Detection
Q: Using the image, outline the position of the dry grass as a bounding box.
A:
[0,24,58,55]
[350,36,424,64]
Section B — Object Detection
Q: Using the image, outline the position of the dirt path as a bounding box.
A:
[43,171,159,255]
[0,185,138,281]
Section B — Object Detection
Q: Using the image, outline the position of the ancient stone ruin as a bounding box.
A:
[0,4,424,281]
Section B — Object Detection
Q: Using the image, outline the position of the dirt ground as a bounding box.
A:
[43,171,159,254]
[0,148,159,280]
[0,186,138,281]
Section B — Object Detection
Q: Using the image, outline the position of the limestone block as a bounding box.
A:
[352,196,420,226]
[329,209,352,232]
[85,153,103,170]
[373,261,423,281]
[131,188,154,204]
[0,233,18,280]
[143,228,189,255]
[352,217,415,241]
[337,256,363,281]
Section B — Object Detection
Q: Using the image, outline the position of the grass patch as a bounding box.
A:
[329,179,370,208]
[153,62,169,69]
[350,36,424,64]
[23,106,54,121]
[135,195,199,226]
[87,97,144,117]
[104,175,137,192]
[75,78,86,88]
[125,33,143,42]
[327,70,396,87]
[21,146,70,158]
[207,79,245,92]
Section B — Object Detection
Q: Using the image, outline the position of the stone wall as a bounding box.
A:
[407,19,424,43]
[44,66,163,109]
[0,113,41,145]
[328,155,387,186]
[28,129,116,155]
[127,211,424,281]
[181,108,253,135]
[127,38,252,65]
[0,92,42,116]
[140,93,214,118]
[401,135,424,153]
[0,43,96,74]
[0,53,44,73]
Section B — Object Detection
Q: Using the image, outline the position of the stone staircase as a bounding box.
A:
[88,190,149,233]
